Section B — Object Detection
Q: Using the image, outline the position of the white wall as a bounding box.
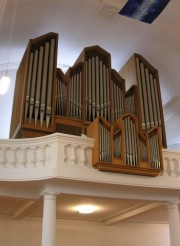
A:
[0,217,170,246]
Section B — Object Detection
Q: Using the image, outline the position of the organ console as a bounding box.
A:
[10,32,166,176]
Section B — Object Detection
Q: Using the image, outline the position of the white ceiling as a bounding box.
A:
[0,0,180,148]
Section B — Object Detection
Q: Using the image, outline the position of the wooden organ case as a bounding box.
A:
[10,33,166,176]
[10,32,58,138]
[119,53,167,148]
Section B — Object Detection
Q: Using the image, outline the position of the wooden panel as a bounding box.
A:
[10,44,30,138]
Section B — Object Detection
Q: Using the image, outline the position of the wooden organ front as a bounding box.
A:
[119,53,167,148]
[10,32,58,138]
[10,32,166,176]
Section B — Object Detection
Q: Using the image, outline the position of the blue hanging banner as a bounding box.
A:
[119,0,170,24]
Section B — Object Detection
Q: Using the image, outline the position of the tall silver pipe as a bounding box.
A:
[100,60,104,117]
[35,46,44,125]
[79,71,82,118]
[25,52,33,121]
[149,74,158,126]
[103,64,107,121]
[29,49,38,124]
[95,56,100,117]
[88,58,92,121]
[106,68,110,122]
[140,62,150,130]
[46,38,55,128]
[92,57,96,120]
[145,68,154,128]
[136,57,146,131]
[85,61,88,121]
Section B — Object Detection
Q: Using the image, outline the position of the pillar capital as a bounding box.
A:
[167,201,179,209]
[43,192,57,200]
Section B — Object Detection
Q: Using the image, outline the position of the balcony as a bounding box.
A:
[0,133,180,191]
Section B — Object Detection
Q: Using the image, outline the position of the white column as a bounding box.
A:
[167,202,180,246]
[41,193,57,246]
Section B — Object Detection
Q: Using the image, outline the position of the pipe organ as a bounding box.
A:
[10,32,58,138]
[119,53,166,148]
[82,46,112,123]
[10,32,166,176]
[87,115,162,176]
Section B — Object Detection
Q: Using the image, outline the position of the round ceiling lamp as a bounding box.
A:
[75,205,97,214]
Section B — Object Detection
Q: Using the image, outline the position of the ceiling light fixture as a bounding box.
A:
[75,205,97,214]
[0,0,18,95]
[0,75,10,95]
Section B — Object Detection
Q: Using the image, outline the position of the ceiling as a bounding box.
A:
[0,0,180,147]
[0,193,169,225]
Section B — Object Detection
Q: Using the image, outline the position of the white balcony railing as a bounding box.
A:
[0,133,180,190]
